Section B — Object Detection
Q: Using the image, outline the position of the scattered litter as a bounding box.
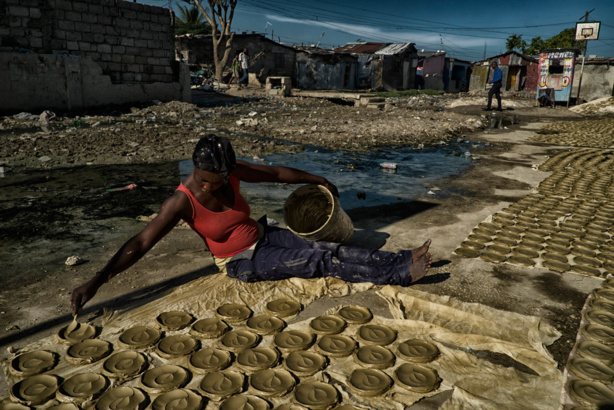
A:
[266,218,279,226]
[38,156,51,162]
[107,183,137,192]
[13,112,38,120]
[65,256,85,266]
[427,190,436,195]
[379,162,397,170]
[248,111,258,117]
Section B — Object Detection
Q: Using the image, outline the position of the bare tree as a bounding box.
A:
[192,0,237,81]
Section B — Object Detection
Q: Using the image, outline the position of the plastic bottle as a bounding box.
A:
[379,162,398,170]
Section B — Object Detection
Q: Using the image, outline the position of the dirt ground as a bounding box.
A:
[0,87,612,402]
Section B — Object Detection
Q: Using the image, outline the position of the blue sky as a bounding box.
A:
[140,0,614,61]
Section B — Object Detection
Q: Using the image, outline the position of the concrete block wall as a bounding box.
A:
[0,0,176,84]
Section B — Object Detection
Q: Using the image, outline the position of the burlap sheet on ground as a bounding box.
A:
[1,274,562,409]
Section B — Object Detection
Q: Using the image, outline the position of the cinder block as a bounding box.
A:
[8,5,30,17]
[65,11,81,22]
[97,43,111,53]
[29,37,43,48]
[29,8,41,19]
[79,42,91,51]
[120,37,134,47]
[66,41,79,51]
[57,20,75,31]
[65,31,82,41]
[112,45,125,54]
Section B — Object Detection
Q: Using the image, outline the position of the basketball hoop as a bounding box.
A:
[575,22,600,41]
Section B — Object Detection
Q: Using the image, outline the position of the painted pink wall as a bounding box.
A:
[423,54,445,76]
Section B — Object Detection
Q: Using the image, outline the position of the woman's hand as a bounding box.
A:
[321,179,339,197]
[71,275,105,315]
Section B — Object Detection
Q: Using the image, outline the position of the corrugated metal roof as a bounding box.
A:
[375,43,415,55]
[334,42,389,54]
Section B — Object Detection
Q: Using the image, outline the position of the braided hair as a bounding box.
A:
[192,135,237,182]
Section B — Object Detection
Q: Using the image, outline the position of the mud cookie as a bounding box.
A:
[283,350,328,376]
[246,315,286,335]
[460,240,485,250]
[56,372,108,403]
[397,339,440,363]
[316,334,357,358]
[66,339,112,365]
[568,379,614,407]
[94,386,148,410]
[155,311,194,331]
[512,246,540,259]
[586,309,614,328]
[571,264,601,277]
[576,341,614,365]
[582,324,614,345]
[10,350,58,377]
[102,351,148,379]
[356,324,397,346]
[542,252,569,264]
[156,334,199,358]
[454,247,480,258]
[10,374,59,406]
[57,321,97,345]
[274,330,315,352]
[249,368,296,397]
[151,389,202,410]
[293,382,339,409]
[594,288,614,303]
[190,317,229,339]
[140,364,190,393]
[236,347,280,372]
[219,329,261,352]
[573,255,602,268]
[347,368,392,397]
[219,394,271,410]
[118,326,162,349]
[265,298,302,318]
[543,259,571,273]
[188,347,232,373]
[198,370,244,400]
[354,345,395,369]
[337,305,373,324]
[507,254,536,267]
[394,363,441,393]
[479,251,507,263]
[467,233,492,243]
[0,403,32,410]
[216,303,252,323]
[568,358,614,383]
[309,315,347,335]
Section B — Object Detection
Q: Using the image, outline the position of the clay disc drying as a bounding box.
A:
[94,386,148,410]
[156,334,199,358]
[354,345,395,369]
[274,330,315,352]
[394,362,442,393]
[316,334,357,358]
[246,315,286,335]
[57,322,97,345]
[0,403,33,410]
[118,326,162,349]
[586,309,614,328]
[309,315,347,335]
[151,388,202,410]
[140,364,190,393]
[155,311,194,331]
[283,350,328,376]
[294,382,339,409]
[102,351,148,379]
[265,298,302,317]
[568,379,614,406]
[236,347,280,371]
[216,303,253,323]
[10,350,58,377]
[66,339,112,365]
[57,372,108,403]
[10,374,59,406]
[219,329,261,352]
[198,370,244,400]
[249,368,296,397]
[347,368,392,397]
[190,317,229,339]
[396,339,440,363]
[337,306,373,324]
[219,394,271,410]
[356,324,397,346]
[568,358,614,383]
[189,347,233,373]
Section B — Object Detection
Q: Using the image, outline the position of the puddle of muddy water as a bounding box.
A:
[0,142,476,275]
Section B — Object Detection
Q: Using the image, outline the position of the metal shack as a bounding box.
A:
[537,49,578,106]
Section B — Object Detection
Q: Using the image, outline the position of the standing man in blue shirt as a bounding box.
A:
[483,61,503,111]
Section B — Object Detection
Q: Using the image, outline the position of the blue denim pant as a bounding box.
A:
[239,68,249,85]
[226,219,414,286]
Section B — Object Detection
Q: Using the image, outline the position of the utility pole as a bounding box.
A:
[483,41,487,60]
[315,32,325,50]
[576,8,595,103]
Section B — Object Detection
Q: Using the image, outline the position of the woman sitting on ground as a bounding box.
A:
[71,135,431,314]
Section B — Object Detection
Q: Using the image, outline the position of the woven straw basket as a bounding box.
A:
[283,184,354,243]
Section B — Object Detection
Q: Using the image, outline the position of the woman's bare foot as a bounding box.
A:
[409,252,431,284]
[411,239,431,263]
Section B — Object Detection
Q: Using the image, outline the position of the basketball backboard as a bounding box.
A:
[575,22,601,41]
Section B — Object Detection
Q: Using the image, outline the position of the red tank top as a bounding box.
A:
[176,175,259,258]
